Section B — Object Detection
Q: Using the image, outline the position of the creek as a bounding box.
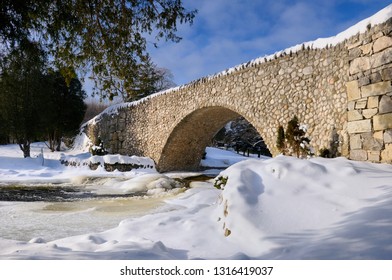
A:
[0,174,214,242]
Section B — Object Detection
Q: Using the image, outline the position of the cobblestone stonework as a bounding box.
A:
[85,19,392,172]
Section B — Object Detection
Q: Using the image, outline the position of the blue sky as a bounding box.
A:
[147,0,392,86]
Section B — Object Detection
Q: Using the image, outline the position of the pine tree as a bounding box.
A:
[285,116,310,158]
[0,41,87,155]
[0,40,47,157]
[41,71,87,151]
[122,55,176,101]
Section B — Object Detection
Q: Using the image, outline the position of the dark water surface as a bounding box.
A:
[0,174,213,202]
[0,185,142,202]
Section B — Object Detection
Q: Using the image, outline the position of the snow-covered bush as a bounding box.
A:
[90,137,108,156]
[214,175,228,189]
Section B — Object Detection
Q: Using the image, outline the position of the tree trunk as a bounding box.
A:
[56,136,62,151]
[19,141,31,158]
[47,132,56,152]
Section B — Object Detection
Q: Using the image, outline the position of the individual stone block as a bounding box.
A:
[348,110,363,121]
[370,72,382,84]
[379,95,392,114]
[373,113,392,130]
[350,134,362,150]
[381,144,392,163]
[349,57,371,75]
[381,68,392,81]
[362,132,383,151]
[372,48,392,68]
[362,108,378,119]
[367,96,379,108]
[384,130,392,143]
[349,48,362,60]
[303,66,313,75]
[360,43,372,55]
[355,99,367,109]
[346,80,361,101]
[350,150,367,161]
[368,151,381,162]
[373,36,392,53]
[347,41,362,50]
[347,119,372,133]
[358,77,370,87]
[347,101,356,110]
[372,32,384,40]
[361,81,392,98]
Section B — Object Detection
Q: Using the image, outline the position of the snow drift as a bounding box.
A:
[214,156,392,259]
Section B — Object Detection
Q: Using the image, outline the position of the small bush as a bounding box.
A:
[276,116,312,158]
[214,176,228,189]
[319,148,331,158]
[90,137,108,156]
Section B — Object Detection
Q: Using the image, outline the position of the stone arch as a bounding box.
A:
[156,106,268,172]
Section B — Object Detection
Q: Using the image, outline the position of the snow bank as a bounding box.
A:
[92,154,154,166]
[1,156,391,259]
[0,143,157,184]
[214,156,392,259]
[62,153,156,170]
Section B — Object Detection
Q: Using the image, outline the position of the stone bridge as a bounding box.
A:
[85,18,392,172]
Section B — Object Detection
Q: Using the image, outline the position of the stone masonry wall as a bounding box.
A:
[85,18,392,171]
[346,18,392,163]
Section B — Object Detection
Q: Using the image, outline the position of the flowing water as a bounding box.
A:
[0,175,210,242]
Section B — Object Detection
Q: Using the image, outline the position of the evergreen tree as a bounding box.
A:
[0,42,87,154]
[0,40,47,157]
[121,55,176,101]
[285,115,310,158]
[0,114,9,144]
[42,71,87,151]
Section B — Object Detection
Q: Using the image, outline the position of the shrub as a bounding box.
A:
[90,137,108,156]
[214,176,228,189]
[277,116,311,158]
[319,148,331,158]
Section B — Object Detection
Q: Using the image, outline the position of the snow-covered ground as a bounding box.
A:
[0,142,392,259]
